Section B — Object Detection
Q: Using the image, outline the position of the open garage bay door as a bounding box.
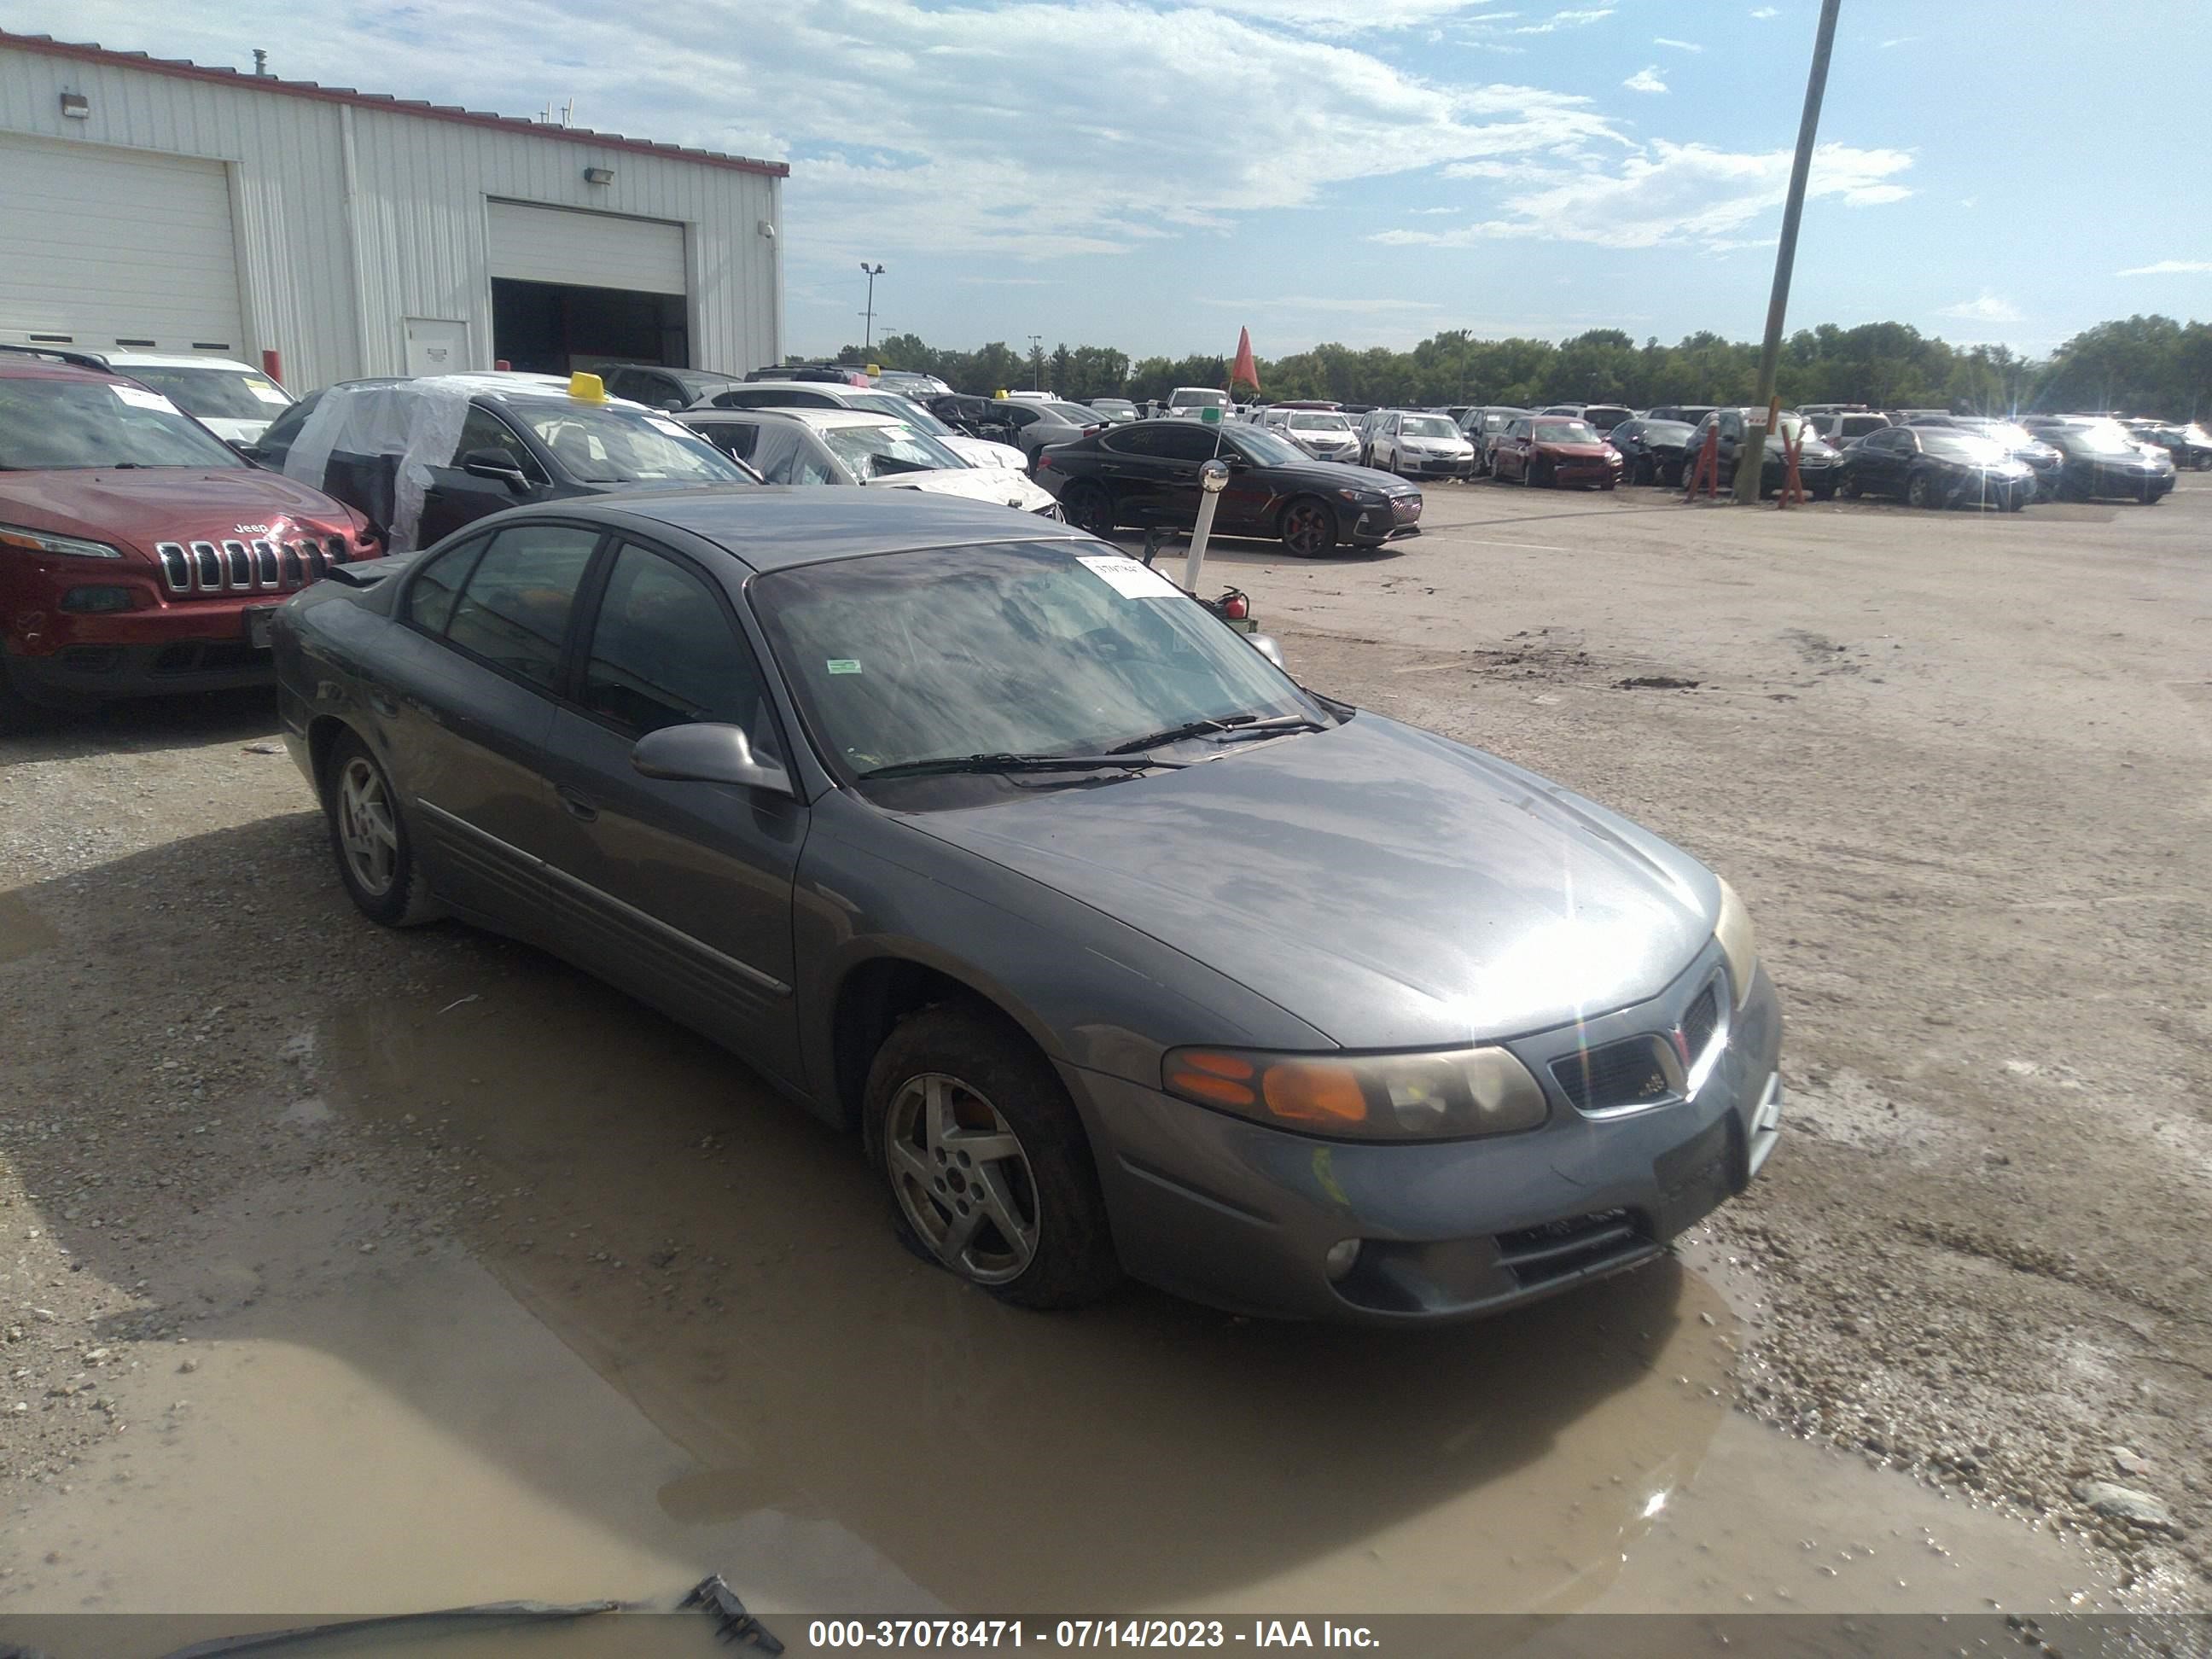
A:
[0,137,247,355]
[488,201,690,375]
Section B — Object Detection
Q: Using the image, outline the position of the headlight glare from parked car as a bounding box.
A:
[1161,1045,1549,1140]
[1716,877,1761,1009]
[0,521,125,560]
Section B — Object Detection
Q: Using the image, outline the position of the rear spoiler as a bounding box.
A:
[323,550,423,588]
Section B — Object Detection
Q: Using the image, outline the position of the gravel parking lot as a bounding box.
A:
[1,475,2206,1620]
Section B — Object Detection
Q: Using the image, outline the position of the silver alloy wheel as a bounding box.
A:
[885,1072,1041,1285]
[336,755,399,898]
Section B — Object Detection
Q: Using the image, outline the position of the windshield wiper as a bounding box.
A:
[1108,712,1328,754]
[859,751,1189,780]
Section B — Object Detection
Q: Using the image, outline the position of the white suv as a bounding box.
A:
[1166,387,1232,420]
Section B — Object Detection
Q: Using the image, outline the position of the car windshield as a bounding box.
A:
[1641,421,1695,441]
[511,401,753,484]
[119,365,292,422]
[1921,433,2011,464]
[1482,411,1525,432]
[1533,421,1598,445]
[1169,389,1230,409]
[1963,421,2035,446]
[1401,416,1459,439]
[845,392,958,437]
[1043,403,1098,425]
[0,375,247,469]
[1228,427,1313,467]
[1288,412,1352,433]
[820,421,966,478]
[748,540,1319,779]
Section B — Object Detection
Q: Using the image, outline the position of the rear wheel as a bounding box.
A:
[1061,481,1115,537]
[323,731,441,927]
[864,1004,1122,1310]
[1279,496,1339,557]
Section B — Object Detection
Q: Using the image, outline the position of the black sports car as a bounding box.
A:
[1035,418,1422,557]
[2128,421,2212,470]
[1607,417,1698,486]
[1837,426,2038,510]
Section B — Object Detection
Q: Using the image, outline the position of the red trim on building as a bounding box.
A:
[1,31,791,180]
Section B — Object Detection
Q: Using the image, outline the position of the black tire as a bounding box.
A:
[1521,457,1536,487]
[323,730,441,927]
[1061,481,1115,537]
[1600,475,1616,492]
[1906,471,1937,510]
[1812,485,1835,501]
[1278,495,1339,557]
[863,1002,1121,1310]
[1631,457,1651,486]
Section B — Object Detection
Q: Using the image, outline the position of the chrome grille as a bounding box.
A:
[154,535,347,597]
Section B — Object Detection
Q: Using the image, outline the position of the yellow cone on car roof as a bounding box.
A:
[568,371,607,403]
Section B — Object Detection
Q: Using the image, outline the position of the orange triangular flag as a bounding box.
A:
[1230,326,1259,393]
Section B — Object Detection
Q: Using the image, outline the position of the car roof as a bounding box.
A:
[321,373,659,410]
[100,350,265,373]
[694,406,894,431]
[550,486,1090,572]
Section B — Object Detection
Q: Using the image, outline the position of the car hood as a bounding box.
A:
[1534,442,1615,460]
[940,434,1032,470]
[899,714,1716,1048]
[1266,457,1418,494]
[0,466,358,547]
[869,466,1053,512]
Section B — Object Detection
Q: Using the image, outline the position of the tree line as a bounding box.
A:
[833,313,2209,420]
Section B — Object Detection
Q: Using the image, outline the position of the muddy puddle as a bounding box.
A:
[0,942,2115,1632]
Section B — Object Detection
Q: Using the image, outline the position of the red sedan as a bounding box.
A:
[1492,415,1622,490]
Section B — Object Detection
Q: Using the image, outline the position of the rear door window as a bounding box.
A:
[442,523,602,690]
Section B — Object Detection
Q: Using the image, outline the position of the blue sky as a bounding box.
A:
[45,0,2212,359]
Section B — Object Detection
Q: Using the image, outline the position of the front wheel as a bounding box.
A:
[1906,472,1937,510]
[323,731,441,926]
[864,1004,1121,1310]
[1279,496,1339,557]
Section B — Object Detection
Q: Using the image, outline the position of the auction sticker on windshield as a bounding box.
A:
[113,386,179,413]
[1080,554,1181,599]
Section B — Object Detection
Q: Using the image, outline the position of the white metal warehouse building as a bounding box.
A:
[0,31,787,392]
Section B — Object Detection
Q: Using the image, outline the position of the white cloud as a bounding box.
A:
[2116,259,2212,276]
[1878,35,1918,48]
[1197,296,1446,313]
[1512,6,1615,32]
[1383,140,1913,249]
[1623,66,1668,94]
[1653,36,1703,51]
[1408,206,1465,214]
[1749,6,1778,15]
[1938,292,2023,323]
[1190,0,1515,31]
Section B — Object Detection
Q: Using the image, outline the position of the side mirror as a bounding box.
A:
[227,438,268,462]
[460,448,533,492]
[632,722,795,798]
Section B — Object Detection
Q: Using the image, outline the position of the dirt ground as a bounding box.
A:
[0,473,2206,1632]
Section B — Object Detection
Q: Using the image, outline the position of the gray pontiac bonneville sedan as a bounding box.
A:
[273,491,1781,1322]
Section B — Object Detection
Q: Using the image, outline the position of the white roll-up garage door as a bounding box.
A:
[0,136,247,354]
[486,201,687,296]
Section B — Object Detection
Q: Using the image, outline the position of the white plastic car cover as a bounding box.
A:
[281,381,477,552]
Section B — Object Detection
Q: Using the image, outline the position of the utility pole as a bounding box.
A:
[1737,0,1843,504]
[858,263,885,354]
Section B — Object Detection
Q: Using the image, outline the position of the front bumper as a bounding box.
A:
[1351,496,1423,544]
[1395,454,1475,479]
[1067,954,1784,1324]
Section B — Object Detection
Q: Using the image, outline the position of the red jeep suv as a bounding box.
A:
[1,346,375,725]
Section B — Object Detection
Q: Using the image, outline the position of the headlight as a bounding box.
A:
[1334,487,1384,504]
[1714,878,1761,1009]
[0,522,125,559]
[1033,501,1065,520]
[1161,1045,1548,1141]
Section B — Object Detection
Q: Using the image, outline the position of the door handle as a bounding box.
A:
[556,785,598,823]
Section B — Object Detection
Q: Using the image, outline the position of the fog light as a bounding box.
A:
[1324,1238,1362,1281]
[60,585,135,613]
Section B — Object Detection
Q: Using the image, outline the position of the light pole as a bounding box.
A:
[859,262,885,353]
[1736,0,1843,503]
